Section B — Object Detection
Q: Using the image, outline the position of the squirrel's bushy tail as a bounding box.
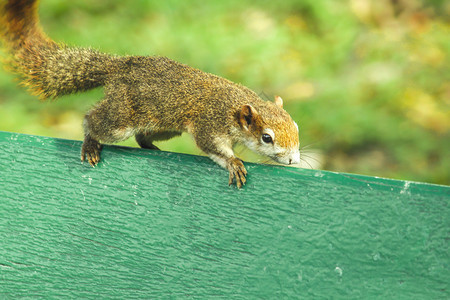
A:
[0,0,115,99]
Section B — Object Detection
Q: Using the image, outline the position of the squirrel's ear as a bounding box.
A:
[239,104,258,130]
[274,95,283,108]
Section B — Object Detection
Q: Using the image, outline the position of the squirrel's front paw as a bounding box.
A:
[227,158,247,188]
[81,136,103,166]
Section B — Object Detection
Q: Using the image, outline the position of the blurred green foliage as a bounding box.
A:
[0,0,448,184]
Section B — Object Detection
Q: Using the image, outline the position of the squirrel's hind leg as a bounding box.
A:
[135,133,160,150]
[135,131,182,150]
[81,100,137,166]
[81,134,102,166]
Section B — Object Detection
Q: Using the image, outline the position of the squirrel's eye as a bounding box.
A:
[262,133,273,144]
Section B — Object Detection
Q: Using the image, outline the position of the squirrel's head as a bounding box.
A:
[238,96,300,165]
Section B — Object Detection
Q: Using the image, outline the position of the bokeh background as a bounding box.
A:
[0,0,448,185]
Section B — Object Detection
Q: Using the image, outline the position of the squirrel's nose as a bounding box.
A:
[289,151,300,165]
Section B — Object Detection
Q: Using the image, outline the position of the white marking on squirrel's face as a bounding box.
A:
[276,147,301,165]
[243,123,300,165]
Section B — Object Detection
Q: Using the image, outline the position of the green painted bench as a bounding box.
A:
[0,131,448,298]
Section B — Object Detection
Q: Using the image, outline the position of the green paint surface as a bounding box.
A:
[0,131,448,298]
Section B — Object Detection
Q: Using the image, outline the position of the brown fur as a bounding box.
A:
[0,0,300,188]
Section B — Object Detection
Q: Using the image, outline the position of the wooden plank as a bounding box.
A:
[0,131,448,298]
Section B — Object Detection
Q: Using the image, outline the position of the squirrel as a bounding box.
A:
[0,0,300,188]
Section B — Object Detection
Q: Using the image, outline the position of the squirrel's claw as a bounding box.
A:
[81,136,103,166]
[227,158,247,188]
